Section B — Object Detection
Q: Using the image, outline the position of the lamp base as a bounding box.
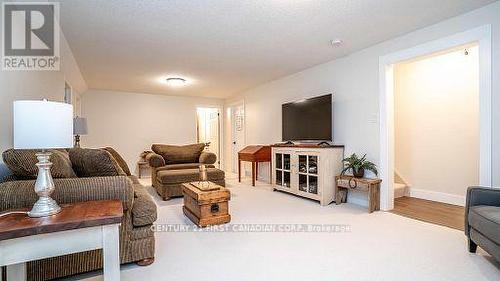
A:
[74,135,81,148]
[28,196,61,217]
[28,151,61,218]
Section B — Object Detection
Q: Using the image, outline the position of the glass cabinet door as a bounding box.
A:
[276,153,282,169]
[275,152,291,188]
[297,153,319,195]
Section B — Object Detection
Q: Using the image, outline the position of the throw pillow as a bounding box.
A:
[102,147,132,176]
[69,148,126,177]
[2,149,77,179]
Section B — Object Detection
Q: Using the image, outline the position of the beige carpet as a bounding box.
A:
[65,177,500,281]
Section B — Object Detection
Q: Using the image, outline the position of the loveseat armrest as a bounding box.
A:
[199,151,216,165]
[465,186,500,236]
[0,176,134,212]
[146,152,165,168]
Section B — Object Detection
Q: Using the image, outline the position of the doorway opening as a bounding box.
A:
[390,44,480,229]
[379,25,492,212]
[196,107,221,168]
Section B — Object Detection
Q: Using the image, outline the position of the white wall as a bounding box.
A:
[0,30,87,176]
[81,90,224,175]
[225,2,500,206]
[394,46,479,204]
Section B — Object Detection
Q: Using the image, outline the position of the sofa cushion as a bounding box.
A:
[157,168,224,185]
[163,163,215,170]
[151,143,205,164]
[102,147,132,176]
[2,149,77,179]
[469,205,500,244]
[69,148,126,177]
[132,187,157,227]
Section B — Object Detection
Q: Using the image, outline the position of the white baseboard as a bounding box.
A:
[409,188,465,206]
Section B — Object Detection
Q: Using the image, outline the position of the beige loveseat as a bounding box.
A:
[146,143,225,200]
[0,147,157,281]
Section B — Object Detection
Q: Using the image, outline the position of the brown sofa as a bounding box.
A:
[147,143,225,200]
[0,147,157,281]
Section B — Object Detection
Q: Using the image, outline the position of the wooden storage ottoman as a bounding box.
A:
[182,182,231,227]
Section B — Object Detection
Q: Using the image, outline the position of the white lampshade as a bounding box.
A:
[73,116,88,135]
[13,100,73,149]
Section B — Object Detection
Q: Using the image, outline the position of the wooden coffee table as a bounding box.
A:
[0,200,123,281]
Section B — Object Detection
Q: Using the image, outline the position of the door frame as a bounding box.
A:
[378,25,492,210]
[196,105,224,169]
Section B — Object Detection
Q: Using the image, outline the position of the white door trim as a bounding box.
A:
[378,25,492,210]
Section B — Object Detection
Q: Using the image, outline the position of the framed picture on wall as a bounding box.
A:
[64,82,72,104]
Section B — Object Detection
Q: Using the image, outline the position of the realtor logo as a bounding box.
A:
[2,2,60,70]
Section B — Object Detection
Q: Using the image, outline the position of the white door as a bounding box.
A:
[197,108,221,167]
[231,104,245,173]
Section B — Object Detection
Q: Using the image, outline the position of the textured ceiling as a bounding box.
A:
[59,0,495,98]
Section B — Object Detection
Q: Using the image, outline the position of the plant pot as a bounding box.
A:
[353,168,365,178]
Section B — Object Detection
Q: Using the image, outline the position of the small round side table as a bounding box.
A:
[137,161,149,179]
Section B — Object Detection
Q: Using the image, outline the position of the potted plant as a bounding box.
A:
[341,153,378,178]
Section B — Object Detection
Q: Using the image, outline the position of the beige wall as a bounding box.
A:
[225,2,500,206]
[0,30,87,176]
[394,46,479,202]
[81,90,224,175]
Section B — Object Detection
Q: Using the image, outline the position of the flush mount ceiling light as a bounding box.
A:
[165,77,187,87]
[330,39,343,47]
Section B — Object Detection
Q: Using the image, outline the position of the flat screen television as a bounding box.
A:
[282,94,332,142]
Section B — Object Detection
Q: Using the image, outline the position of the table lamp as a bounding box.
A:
[13,100,73,217]
[73,116,88,148]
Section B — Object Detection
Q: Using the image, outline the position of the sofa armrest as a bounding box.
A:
[146,152,165,168]
[465,186,500,236]
[199,151,216,165]
[0,176,134,212]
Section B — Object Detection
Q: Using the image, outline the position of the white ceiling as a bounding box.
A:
[60,0,495,98]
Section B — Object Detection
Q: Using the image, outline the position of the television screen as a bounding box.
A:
[282,94,332,141]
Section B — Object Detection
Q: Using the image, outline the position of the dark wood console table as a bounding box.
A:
[238,145,271,186]
[0,200,123,281]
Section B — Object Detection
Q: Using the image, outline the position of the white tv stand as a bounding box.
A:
[271,144,344,206]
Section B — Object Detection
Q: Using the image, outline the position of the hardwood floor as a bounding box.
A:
[391,196,465,231]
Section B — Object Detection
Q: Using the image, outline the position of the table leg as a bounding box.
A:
[238,159,241,182]
[102,225,120,281]
[6,263,26,281]
[251,162,256,186]
[255,162,258,181]
[368,186,375,213]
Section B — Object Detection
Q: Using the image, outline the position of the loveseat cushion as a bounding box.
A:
[69,148,126,177]
[157,168,224,185]
[132,187,157,227]
[2,149,77,179]
[163,163,215,170]
[102,147,132,176]
[152,143,205,164]
[469,205,500,244]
